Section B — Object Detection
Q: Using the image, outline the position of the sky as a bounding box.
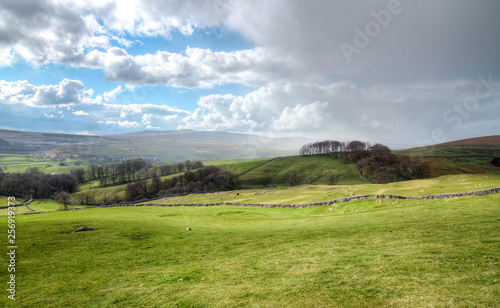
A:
[1,0,499,148]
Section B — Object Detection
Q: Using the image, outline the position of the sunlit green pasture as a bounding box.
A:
[1,193,499,307]
[143,172,500,206]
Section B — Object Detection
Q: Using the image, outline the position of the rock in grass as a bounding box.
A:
[186,227,192,231]
[72,226,96,233]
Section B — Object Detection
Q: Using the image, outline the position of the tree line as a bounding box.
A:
[87,159,203,187]
[0,158,206,205]
[0,170,77,199]
[125,166,238,201]
[300,140,431,183]
[299,140,369,156]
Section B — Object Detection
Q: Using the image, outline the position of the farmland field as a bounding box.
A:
[1,192,499,307]
[143,172,500,206]
[0,155,87,174]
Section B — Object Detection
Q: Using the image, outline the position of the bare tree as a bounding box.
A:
[324,170,340,185]
[287,170,301,186]
[53,191,72,209]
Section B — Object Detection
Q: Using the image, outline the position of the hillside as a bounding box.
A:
[438,135,500,146]
[0,129,309,163]
[396,135,500,170]
[235,155,366,186]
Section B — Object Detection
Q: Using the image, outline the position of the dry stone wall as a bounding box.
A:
[99,187,500,209]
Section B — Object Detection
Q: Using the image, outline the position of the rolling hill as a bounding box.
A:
[438,135,500,146]
[0,129,310,163]
[396,135,500,170]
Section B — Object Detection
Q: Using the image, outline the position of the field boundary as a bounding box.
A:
[238,157,280,176]
[101,186,500,209]
[5,187,499,214]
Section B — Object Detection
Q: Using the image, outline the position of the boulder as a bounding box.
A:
[72,226,96,233]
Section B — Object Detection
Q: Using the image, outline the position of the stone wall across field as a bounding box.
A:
[97,187,500,209]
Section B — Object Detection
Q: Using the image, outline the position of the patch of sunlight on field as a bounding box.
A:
[142,172,500,206]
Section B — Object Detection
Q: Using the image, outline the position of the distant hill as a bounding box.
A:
[0,129,310,162]
[436,135,500,147]
[397,135,500,170]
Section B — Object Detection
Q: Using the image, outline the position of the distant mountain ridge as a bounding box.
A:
[436,135,500,147]
[0,129,311,162]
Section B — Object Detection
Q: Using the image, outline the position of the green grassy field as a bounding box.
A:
[204,158,272,175]
[143,172,500,206]
[0,155,87,174]
[1,192,499,307]
[70,156,365,204]
[238,155,367,186]
[396,145,500,169]
[0,196,28,216]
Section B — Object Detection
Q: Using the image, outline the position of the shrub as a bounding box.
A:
[324,170,339,185]
[303,175,318,185]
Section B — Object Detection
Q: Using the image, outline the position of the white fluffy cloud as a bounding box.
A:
[0,79,190,135]
[1,1,499,145]
[180,78,500,146]
[73,110,90,116]
[0,0,227,67]
[2,0,500,84]
[104,120,140,128]
[82,46,296,88]
[0,79,93,106]
[103,85,124,102]
[1,77,499,146]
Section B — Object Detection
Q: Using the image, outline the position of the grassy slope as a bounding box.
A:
[396,144,500,170]
[239,155,366,186]
[73,172,188,203]
[144,172,500,206]
[1,194,499,307]
[71,156,364,204]
[205,158,272,175]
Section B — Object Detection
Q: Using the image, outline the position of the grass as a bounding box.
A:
[1,193,499,307]
[397,145,500,169]
[74,172,187,204]
[0,196,29,216]
[0,155,88,174]
[143,172,500,206]
[239,155,367,186]
[204,158,272,175]
[72,155,365,204]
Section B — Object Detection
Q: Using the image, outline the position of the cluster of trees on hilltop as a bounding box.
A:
[353,144,431,183]
[125,166,238,201]
[0,170,77,199]
[300,140,369,156]
[300,140,430,183]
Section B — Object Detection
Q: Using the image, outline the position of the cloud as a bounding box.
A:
[225,0,500,83]
[73,110,90,116]
[103,85,124,102]
[0,79,94,106]
[0,78,191,135]
[179,78,500,145]
[3,0,500,86]
[83,46,296,88]
[0,0,228,67]
[105,120,140,128]
[1,1,499,146]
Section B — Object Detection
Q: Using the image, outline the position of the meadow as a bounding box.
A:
[1,151,499,307]
[0,155,87,174]
[144,172,500,206]
[1,192,499,307]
